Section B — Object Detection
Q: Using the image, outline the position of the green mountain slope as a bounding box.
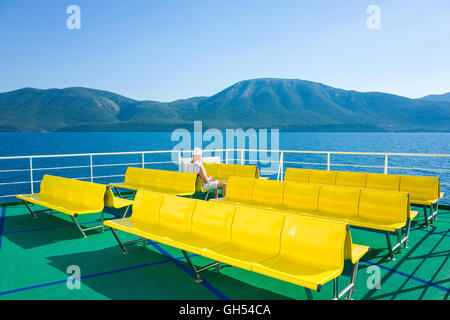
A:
[1,79,449,132]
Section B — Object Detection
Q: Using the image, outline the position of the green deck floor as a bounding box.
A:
[0,199,449,300]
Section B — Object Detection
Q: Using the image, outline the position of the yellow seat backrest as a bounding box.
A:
[400,175,440,201]
[104,187,116,208]
[230,207,284,256]
[335,171,367,188]
[225,176,256,203]
[131,190,164,224]
[66,179,87,204]
[124,167,143,186]
[158,195,197,233]
[284,168,310,183]
[279,215,346,270]
[83,181,109,210]
[365,173,400,192]
[191,201,236,243]
[217,164,237,180]
[39,175,106,210]
[41,175,69,202]
[173,171,197,194]
[358,189,408,225]
[317,185,360,219]
[39,175,58,200]
[309,170,337,185]
[282,182,321,211]
[203,162,219,178]
[154,169,175,191]
[234,164,257,178]
[251,179,285,207]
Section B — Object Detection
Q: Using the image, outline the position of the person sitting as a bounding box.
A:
[191,148,226,198]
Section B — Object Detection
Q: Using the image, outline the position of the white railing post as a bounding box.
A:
[277,152,284,181]
[240,150,244,165]
[29,157,34,194]
[384,154,389,174]
[89,154,93,182]
[142,152,145,168]
[327,153,331,171]
[178,151,181,172]
[225,150,228,164]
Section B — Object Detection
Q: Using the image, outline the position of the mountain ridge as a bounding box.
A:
[1,78,449,132]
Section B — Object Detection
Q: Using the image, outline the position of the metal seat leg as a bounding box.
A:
[23,201,38,219]
[110,228,128,254]
[71,215,87,238]
[385,232,395,261]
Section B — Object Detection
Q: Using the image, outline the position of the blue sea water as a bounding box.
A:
[0,132,449,203]
[0,132,449,156]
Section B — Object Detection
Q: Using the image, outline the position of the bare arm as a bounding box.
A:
[198,165,209,184]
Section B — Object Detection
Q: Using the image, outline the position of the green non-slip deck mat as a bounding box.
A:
[0,203,448,300]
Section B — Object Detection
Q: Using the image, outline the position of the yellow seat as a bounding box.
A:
[17,175,106,216]
[122,166,143,186]
[251,179,285,208]
[109,167,197,197]
[167,201,236,254]
[309,169,337,185]
[344,231,370,264]
[174,171,202,196]
[137,195,197,243]
[315,185,361,220]
[106,190,367,299]
[104,187,133,209]
[225,176,255,203]
[17,175,107,237]
[235,164,257,178]
[284,167,442,227]
[400,175,440,205]
[400,175,441,226]
[203,162,219,178]
[282,182,321,211]
[104,187,133,218]
[284,168,310,183]
[216,177,412,260]
[335,171,367,188]
[105,191,198,246]
[203,207,284,271]
[351,189,409,232]
[216,164,237,181]
[365,173,400,192]
[252,215,348,292]
[203,163,261,181]
[105,191,163,232]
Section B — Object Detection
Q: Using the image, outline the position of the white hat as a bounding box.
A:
[193,148,202,156]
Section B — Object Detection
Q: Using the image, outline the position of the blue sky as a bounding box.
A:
[0,0,449,101]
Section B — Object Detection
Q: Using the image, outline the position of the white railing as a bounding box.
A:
[0,149,449,204]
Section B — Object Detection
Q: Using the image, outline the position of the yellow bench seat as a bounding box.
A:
[213,198,414,233]
[110,167,198,197]
[17,194,101,216]
[105,190,368,298]
[17,175,107,238]
[214,176,414,260]
[253,256,342,291]
[285,167,443,226]
[109,182,188,196]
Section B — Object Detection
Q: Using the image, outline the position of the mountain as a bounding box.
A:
[419,92,450,103]
[1,79,449,132]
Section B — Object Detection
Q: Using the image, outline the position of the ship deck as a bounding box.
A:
[0,197,449,300]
